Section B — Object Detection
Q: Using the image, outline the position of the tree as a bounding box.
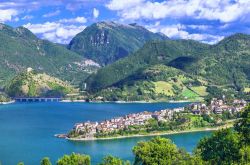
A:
[234,104,250,145]
[17,162,24,165]
[57,153,91,165]
[99,155,130,165]
[132,137,188,165]
[239,145,250,164]
[196,129,240,165]
[41,157,52,165]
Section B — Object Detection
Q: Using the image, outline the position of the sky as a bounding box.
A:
[0,0,250,44]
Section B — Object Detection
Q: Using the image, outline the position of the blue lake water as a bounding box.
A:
[0,102,212,165]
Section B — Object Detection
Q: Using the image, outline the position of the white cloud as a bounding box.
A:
[22,15,34,20]
[148,23,224,44]
[0,9,18,22]
[24,22,86,44]
[24,16,87,43]
[24,22,60,33]
[106,0,144,10]
[187,25,211,30]
[93,8,99,18]
[14,17,19,22]
[42,9,60,18]
[59,16,87,24]
[42,25,86,43]
[106,0,250,23]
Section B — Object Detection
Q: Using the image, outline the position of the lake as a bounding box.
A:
[0,102,211,165]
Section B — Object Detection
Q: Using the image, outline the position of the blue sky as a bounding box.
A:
[1,0,250,44]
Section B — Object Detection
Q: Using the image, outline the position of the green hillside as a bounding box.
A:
[0,23,99,87]
[68,21,168,65]
[87,65,207,101]
[85,33,250,101]
[5,69,77,97]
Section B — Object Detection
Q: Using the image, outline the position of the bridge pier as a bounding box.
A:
[14,98,62,103]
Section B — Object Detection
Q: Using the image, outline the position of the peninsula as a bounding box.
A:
[60,97,247,141]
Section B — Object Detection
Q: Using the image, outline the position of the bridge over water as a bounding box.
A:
[14,97,62,102]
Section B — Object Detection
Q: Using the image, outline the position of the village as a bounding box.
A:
[70,97,248,139]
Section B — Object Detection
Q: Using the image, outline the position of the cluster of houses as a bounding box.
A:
[70,97,248,138]
[72,107,184,138]
[188,97,247,115]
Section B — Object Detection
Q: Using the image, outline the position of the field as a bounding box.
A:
[244,88,250,93]
[181,88,203,101]
[190,86,208,96]
[153,81,174,96]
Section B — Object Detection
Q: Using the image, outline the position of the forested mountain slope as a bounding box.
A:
[85,33,250,101]
[0,23,99,87]
[68,21,168,65]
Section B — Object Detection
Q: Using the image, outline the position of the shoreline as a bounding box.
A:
[0,99,193,104]
[60,99,86,103]
[0,100,15,105]
[71,100,193,104]
[65,124,233,142]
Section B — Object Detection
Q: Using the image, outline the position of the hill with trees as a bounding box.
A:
[87,65,207,101]
[0,23,99,87]
[5,68,77,98]
[85,33,250,101]
[68,21,168,65]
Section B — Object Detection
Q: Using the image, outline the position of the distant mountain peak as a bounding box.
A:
[15,26,38,39]
[224,33,250,41]
[156,32,169,39]
[216,33,250,48]
[68,21,169,65]
[95,21,117,28]
[0,23,11,30]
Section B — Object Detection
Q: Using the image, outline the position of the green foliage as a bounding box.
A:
[99,155,130,165]
[68,21,168,65]
[196,104,250,165]
[0,93,11,102]
[17,162,24,165]
[239,145,250,164]
[234,104,250,145]
[41,157,52,165]
[57,153,91,165]
[133,137,192,165]
[196,129,241,165]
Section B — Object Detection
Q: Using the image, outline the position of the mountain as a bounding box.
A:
[5,68,77,97]
[68,21,168,65]
[85,33,250,101]
[0,23,100,87]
